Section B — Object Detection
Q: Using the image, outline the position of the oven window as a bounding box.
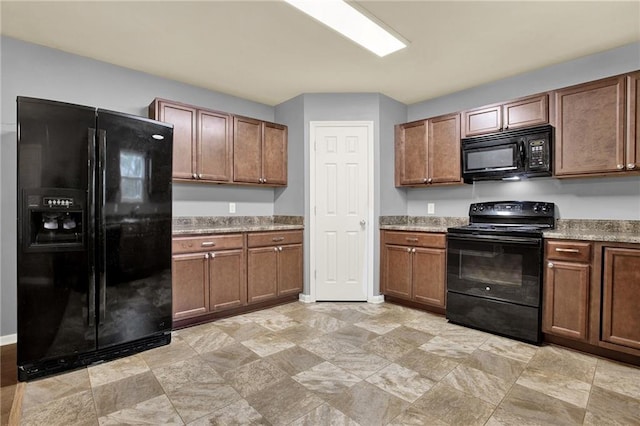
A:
[466,146,515,171]
[460,249,522,286]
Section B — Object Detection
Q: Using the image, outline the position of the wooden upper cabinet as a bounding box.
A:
[554,76,627,176]
[198,110,232,182]
[263,122,288,185]
[462,94,549,137]
[626,71,640,172]
[151,100,197,180]
[233,116,262,184]
[395,113,462,187]
[234,117,288,186]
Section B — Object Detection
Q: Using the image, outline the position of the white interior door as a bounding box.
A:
[311,122,372,301]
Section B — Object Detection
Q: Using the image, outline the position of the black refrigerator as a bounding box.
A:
[17,97,173,381]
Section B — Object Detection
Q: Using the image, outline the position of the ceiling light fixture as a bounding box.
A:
[284,0,407,57]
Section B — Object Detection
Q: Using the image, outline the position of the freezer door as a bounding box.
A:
[96,110,173,348]
[17,97,97,366]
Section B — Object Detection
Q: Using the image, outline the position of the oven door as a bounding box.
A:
[446,233,542,307]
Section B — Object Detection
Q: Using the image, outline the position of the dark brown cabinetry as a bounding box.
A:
[247,231,303,303]
[171,234,245,322]
[462,94,549,138]
[149,98,232,183]
[554,72,639,177]
[233,117,287,186]
[601,246,640,351]
[380,231,446,313]
[543,240,592,341]
[395,113,462,187]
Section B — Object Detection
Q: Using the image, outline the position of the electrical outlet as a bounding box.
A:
[229,202,236,214]
[427,203,435,215]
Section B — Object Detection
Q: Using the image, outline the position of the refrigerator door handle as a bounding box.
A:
[98,129,107,324]
[88,128,96,327]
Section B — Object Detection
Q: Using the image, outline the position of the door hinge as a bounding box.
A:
[314,270,317,280]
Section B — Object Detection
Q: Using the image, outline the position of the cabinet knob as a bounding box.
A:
[617,164,625,170]
[503,125,508,131]
[210,252,215,258]
[548,262,554,268]
[204,253,209,259]
[279,246,283,252]
[263,178,267,183]
[198,173,203,179]
[407,248,411,253]
[412,248,416,253]
[427,178,433,184]
[274,247,279,252]
[192,173,197,179]
[627,163,636,170]
[423,178,428,184]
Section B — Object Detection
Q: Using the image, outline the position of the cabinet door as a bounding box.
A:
[626,71,640,171]
[382,245,412,299]
[503,94,548,131]
[395,121,428,185]
[428,113,462,184]
[277,244,303,296]
[198,110,232,182]
[233,116,263,184]
[172,253,208,320]
[158,101,196,180]
[247,246,278,303]
[554,76,626,176]
[462,105,502,137]
[542,260,590,341]
[412,247,446,308]
[602,247,640,350]
[263,122,287,185]
[209,249,245,312]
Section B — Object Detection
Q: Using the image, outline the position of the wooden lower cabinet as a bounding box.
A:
[209,249,246,311]
[247,231,303,304]
[381,231,446,312]
[172,252,209,320]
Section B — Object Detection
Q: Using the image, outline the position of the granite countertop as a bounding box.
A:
[173,215,304,236]
[379,216,640,244]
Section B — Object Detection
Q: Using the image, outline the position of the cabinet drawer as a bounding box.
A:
[384,231,446,248]
[173,234,244,254]
[248,230,303,248]
[546,240,592,263]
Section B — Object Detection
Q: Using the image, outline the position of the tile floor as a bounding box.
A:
[18,302,640,425]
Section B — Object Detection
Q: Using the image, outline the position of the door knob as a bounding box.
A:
[360,220,366,226]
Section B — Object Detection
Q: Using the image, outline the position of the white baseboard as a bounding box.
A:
[0,334,17,346]
[298,294,315,303]
[368,295,385,304]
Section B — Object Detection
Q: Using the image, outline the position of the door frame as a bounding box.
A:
[308,121,375,302]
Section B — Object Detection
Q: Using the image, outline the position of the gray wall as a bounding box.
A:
[406,41,640,220]
[274,95,305,216]
[0,36,280,337]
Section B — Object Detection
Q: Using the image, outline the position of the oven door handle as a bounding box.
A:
[447,234,541,245]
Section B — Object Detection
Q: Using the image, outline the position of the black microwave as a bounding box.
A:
[461,125,553,183]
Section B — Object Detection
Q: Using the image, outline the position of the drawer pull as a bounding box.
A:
[201,242,216,247]
[406,237,419,242]
[272,237,285,242]
[555,248,580,253]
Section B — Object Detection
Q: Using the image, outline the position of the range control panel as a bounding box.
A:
[469,201,555,218]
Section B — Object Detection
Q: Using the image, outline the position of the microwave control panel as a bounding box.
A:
[527,139,548,170]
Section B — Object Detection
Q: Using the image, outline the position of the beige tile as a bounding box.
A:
[300,313,348,333]
[328,381,410,426]
[222,358,288,397]
[441,364,512,405]
[199,342,260,374]
[488,384,586,425]
[300,334,362,359]
[362,334,417,361]
[21,368,91,412]
[213,321,271,342]
[88,354,150,387]
[92,371,165,417]
[327,348,390,379]
[479,335,537,363]
[365,363,435,403]
[140,338,198,369]
[516,367,591,408]
[250,312,301,332]
[323,308,371,324]
[354,317,401,334]
[187,398,267,425]
[463,349,527,383]
[593,359,640,400]
[265,345,325,375]
[98,394,182,425]
[20,389,97,426]
[397,348,459,382]
[289,403,359,426]
[246,378,325,426]
[584,385,640,425]
[526,345,597,383]
[412,382,495,426]
[387,406,448,426]
[327,324,378,347]
[292,361,361,396]
[177,324,236,354]
[418,335,476,360]
[166,383,242,424]
[271,324,325,344]
[241,332,296,357]
[439,326,491,347]
[382,326,434,346]
[152,356,224,394]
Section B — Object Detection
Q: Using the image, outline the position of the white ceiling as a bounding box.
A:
[2,1,639,106]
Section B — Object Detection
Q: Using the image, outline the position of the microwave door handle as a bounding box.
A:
[518,140,526,167]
